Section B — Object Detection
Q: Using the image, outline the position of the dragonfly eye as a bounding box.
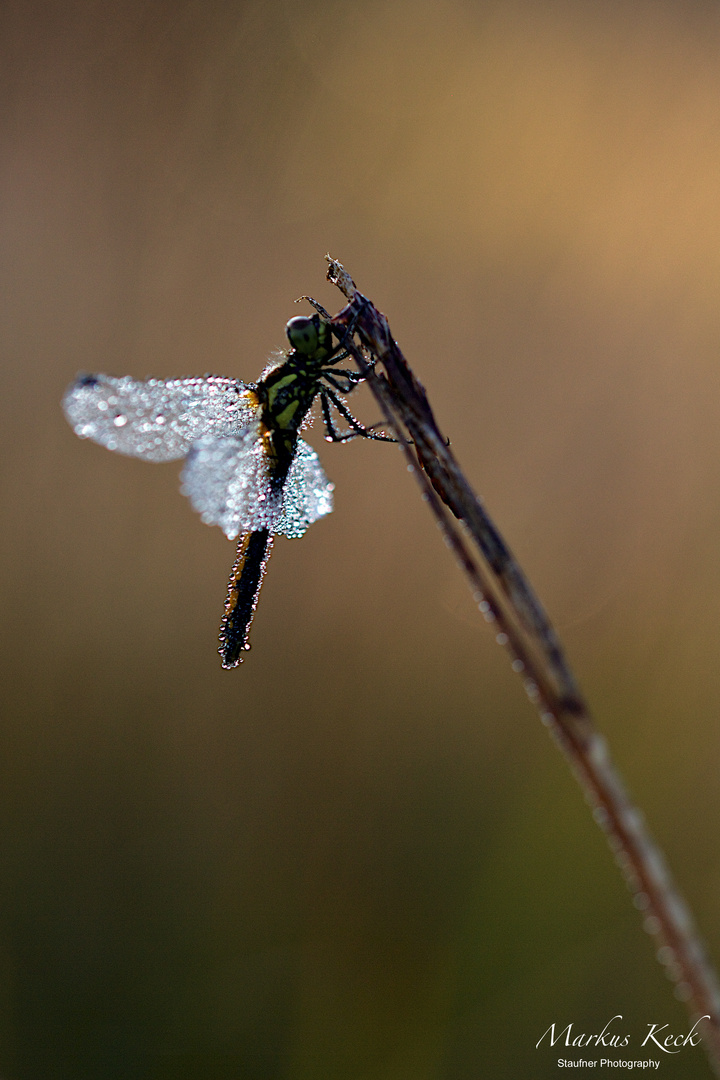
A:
[286,316,319,355]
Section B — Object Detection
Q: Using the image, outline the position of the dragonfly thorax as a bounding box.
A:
[259,355,323,442]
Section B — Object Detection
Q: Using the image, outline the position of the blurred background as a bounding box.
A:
[3,0,720,1076]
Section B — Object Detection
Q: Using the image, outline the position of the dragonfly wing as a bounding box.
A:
[180,425,282,540]
[274,439,334,539]
[63,373,260,462]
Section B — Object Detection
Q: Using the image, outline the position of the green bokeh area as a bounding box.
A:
[3,0,720,1076]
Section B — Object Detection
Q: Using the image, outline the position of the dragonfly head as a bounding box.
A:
[285,315,333,361]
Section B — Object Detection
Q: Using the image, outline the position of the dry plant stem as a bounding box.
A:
[324,256,720,1073]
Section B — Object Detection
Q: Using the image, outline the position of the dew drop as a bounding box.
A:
[511,658,524,672]
[657,945,675,965]
[524,679,539,701]
[614,848,630,871]
[496,632,508,646]
[113,414,127,427]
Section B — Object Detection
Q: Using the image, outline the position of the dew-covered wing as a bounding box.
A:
[274,439,334,538]
[62,373,260,463]
[180,432,333,540]
[180,425,280,539]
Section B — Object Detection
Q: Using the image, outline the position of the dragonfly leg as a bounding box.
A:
[320,388,398,443]
[321,371,361,394]
[295,295,332,320]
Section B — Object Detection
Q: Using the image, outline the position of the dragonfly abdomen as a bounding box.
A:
[219,528,275,667]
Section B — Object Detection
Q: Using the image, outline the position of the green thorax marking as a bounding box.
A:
[260,354,321,438]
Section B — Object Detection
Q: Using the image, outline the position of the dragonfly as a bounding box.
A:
[63,312,394,667]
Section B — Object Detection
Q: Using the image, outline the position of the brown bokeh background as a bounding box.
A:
[4,0,720,1076]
